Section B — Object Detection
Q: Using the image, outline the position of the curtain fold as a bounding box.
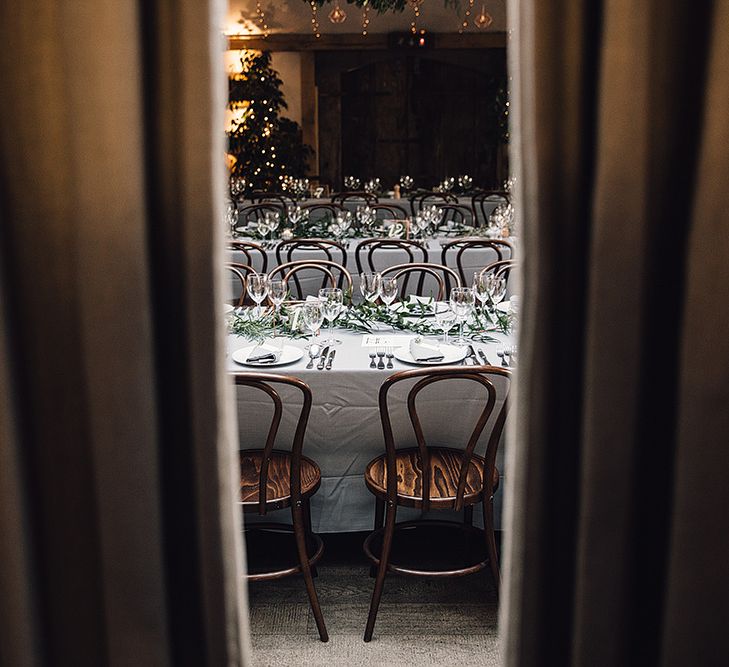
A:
[503,0,729,665]
[0,1,248,665]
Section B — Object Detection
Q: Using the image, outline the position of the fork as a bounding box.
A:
[369,352,377,368]
[386,347,394,369]
[377,348,386,370]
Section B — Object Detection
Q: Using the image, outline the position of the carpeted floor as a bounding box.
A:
[247,532,500,666]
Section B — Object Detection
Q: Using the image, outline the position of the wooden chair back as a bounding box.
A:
[437,204,475,229]
[269,259,353,301]
[378,366,511,512]
[233,373,312,516]
[331,191,379,207]
[238,203,282,226]
[380,262,461,301]
[370,203,408,220]
[249,191,296,209]
[227,241,268,273]
[354,239,428,295]
[471,190,510,227]
[409,191,458,216]
[301,202,346,223]
[440,239,514,290]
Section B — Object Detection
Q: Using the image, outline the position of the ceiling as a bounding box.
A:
[226,0,507,35]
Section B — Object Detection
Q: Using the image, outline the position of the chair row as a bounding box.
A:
[228,257,516,305]
[229,237,514,290]
[235,365,512,642]
[235,189,510,227]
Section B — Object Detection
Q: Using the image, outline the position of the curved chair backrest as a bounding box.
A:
[249,191,296,209]
[238,203,282,226]
[379,366,511,511]
[370,203,408,220]
[380,262,461,301]
[302,202,346,223]
[275,239,347,296]
[479,259,517,284]
[440,239,514,289]
[228,241,268,274]
[269,259,353,301]
[354,239,428,296]
[233,373,312,515]
[471,190,510,227]
[437,204,475,229]
[227,262,259,307]
[409,191,458,216]
[331,191,379,207]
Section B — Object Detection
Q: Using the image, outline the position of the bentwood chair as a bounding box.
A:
[249,191,297,209]
[227,241,268,273]
[440,239,514,291]
[471,191,510,228]
[437,204,476,230]
[363,366,511,642]
[331,191,379,207]
[275,240,348,298]
[409,191,458,217]
[355,239,428,295]
[370,203,408,221]
[380,262,461,301]
[302,202,346,223]
[227,262,258,307]
[479,259,517,285]
[238,203,282,226]
[269,259,353,301]
[234,373,328,642]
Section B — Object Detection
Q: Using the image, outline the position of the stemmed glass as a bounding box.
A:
[379,276,398,311]
[247,273,270,318]
[449,286,475,347]
[268,279,287,337]
[302,301,324,347]
[359,272,382,306]
[434,303,456,345]
[486,274,507,310]
[319,287,344,346]
[265,211,280,244]
[226,204,238,237]
[473,271,491,320]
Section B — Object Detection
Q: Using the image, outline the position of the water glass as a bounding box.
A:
[434,303,456,345]
[302,301,324,345]
[449,287,475,346]
[379,277,398,309]
[268,279,287,335]
[359,272,382,305]
[319,287,344,346]
[247,273,269,317]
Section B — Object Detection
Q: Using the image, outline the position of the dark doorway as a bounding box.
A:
[317,49,507,191]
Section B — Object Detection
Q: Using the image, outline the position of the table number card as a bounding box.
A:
[361,335,411,348]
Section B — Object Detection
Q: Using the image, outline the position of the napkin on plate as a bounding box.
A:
[408,295,434,307]
[246,342,281,364]
[409,337,444,362]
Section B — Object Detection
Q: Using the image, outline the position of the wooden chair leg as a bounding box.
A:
[369,498,385,577]
[483,495,500,595]
[463,505,474,526]
[303,499,318,578]
[293,502,328,642]
[364,501,396,642]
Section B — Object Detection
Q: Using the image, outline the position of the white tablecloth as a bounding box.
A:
[229,325,513,533]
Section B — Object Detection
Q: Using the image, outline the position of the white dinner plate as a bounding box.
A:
[231,345,304,368]
[393,343,468,366]
[496,301,511,313]
[223,303,235,314]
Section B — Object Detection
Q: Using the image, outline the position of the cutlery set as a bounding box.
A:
[370,347,394,370]
[308,344,336,370]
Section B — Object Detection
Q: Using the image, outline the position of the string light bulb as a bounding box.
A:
[255,1,269,38]
[460,0,475,33]
[474,4,494,29]
[309,1,321,38]
[409,0,423,35]
[362,4,371,36]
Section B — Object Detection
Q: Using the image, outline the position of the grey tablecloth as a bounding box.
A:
[228,325,514,533]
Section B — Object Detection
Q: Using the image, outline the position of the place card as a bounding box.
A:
[361,335,411,348]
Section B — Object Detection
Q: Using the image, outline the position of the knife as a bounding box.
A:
[466,345,479,365]
[325,349,336,370]
[477,348,491,365]
[317,345,330,370]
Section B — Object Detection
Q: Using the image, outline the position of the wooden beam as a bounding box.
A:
[227,32,507,52]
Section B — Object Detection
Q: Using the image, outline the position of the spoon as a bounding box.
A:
[306,344,321,369]
[496,349,507,367]
[503,349,511,367]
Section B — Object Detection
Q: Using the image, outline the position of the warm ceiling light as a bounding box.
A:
[329,1,347,24]
[474,4,493,29]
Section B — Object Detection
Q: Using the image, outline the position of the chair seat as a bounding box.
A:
[365,447,499,509]
[239,449,321,509]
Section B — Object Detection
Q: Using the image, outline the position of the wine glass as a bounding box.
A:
[268,279,287,337]
[302,301,324,346]
[247,273,269,317]
[434,303,456,345]
[319,287,343,346]
[449,287,475,346]
[256,217,269,241]
[226,204,238,237]
[473,271,491,314]
[359,272,381,306]
[379,276,398,311]
[486,274,507,308]
[265,211,280,243]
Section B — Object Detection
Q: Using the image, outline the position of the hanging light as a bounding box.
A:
[329,0,347,24]
[474,4,493,29]
[459,0,475,34]
[309,1,321,38]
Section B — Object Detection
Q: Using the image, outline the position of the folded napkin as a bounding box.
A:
[246,343,281,364]
[408,295,434,306]
[409,337,444,362]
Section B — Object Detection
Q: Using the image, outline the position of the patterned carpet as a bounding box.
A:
[247,532,500,666]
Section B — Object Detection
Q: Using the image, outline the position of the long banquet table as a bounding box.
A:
[229,324,514,534]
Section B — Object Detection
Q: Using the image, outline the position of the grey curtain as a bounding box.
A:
[0,2,249,666]
[503,0,729,665]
